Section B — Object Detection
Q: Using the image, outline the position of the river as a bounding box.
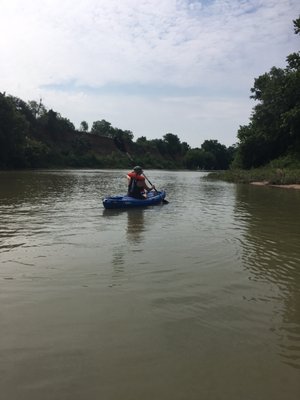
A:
[0,169,300,400]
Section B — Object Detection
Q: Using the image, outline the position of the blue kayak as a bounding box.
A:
[103,190,166,209]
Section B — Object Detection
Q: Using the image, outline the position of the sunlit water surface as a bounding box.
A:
[1,170,300,400]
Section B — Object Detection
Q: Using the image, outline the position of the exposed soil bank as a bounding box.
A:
[251,182,300,189]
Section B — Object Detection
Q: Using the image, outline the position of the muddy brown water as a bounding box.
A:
[1,170,300,400]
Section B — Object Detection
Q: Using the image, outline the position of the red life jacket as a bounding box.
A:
[127,172,145,198]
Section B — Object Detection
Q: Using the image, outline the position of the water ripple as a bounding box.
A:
[1,169,300,383]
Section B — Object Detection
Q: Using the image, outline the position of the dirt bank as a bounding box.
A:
[251,182,300,189]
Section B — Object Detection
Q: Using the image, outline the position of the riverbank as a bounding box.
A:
[251,181,300,189]
[205,168,300,188]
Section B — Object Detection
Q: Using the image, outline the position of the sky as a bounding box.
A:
[0,0,299,148]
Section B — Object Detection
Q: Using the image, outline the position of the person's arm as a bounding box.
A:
[136,180,152,191]
[145,183,154,192]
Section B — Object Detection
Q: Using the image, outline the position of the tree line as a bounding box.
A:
[0,93,234,170]
[233,16,300,169]
[1,16,299,171]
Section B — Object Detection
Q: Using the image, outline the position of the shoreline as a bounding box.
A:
[251,181,300,190]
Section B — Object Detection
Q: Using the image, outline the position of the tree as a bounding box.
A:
[136,136,148,144]
[80,120,89,132]
[121,129,134,142]
[293,16,300,34]
[152,138,168,155]
[201,140,230,169]
[183,147,219,170]
[163,133,182,156]
[28,99,46,118]
[113,128,134,142]
[57,115,75,132]
[181,141,190,156]
[8,95,35,124]
[234,16,300,168]
[91,119,113,136]
[184,148,204,169]
[39,109,75,140]
[0,93,29,168]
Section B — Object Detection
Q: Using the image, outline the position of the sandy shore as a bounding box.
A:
[251,181,300,189]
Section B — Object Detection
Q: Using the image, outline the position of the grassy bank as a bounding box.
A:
[205,168,300,185]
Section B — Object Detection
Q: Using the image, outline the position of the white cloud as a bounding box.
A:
[0,0,299,147]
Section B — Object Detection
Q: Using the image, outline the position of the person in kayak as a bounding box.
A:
[127,166,155,199]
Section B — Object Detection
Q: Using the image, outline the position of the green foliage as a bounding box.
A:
[91,120,134,153]
[28,99,46,118]
[91,119,113,136]
[293,16,300,34]
[113,128,134,143]
[183,148,203,169]
[206,168,300,185]
[80,120,89,132]
[0,93,29,168]
[72,136,91,155]
[151,138,168,155]
[201,140,231,169]
[163,133,182,156]
[2,17,300,173]
[181,141,190,156]
[24,138,51,168]
[183,140,234,170]
[39,109,75,140]
[235,16,300,169]
[269,153,300,169]
[8,95,36,125]
[136,136,147,144]
[0,91,232,170]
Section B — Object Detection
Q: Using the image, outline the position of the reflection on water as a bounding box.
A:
[103,208,146,245]
[1,170,300,400]
[126,209,145,244]
[235,184,300,370]
[102,208,146,283]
